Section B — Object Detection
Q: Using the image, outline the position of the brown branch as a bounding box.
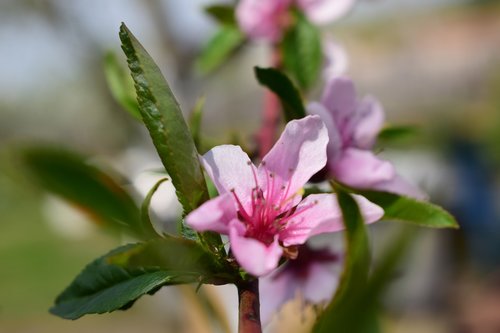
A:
[237,279,262,333]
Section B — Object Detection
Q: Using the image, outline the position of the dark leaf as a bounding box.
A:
[50,245,178,319]
[254,67,306,121]
[204,4,236,26]
[21,147,156,239]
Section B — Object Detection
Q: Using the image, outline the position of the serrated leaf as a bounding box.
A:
[50,244,178,319]
[197,26,244,74]
[205,4,236,26]
[119,23,223,251]
[281,12,322,91]
[356,190,459,229]
[21,147,156,239]
[103,51,141,120]
[119,23,206,214]
[254,67,306,122]
[313,188,370,332]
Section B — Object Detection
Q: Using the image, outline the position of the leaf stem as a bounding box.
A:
[237,279,262,333]
[257,45,282,158]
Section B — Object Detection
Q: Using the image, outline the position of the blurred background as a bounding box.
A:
[1,0,499,332]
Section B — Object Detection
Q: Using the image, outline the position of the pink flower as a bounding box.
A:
[186,116,383,276]
[322,39,349,81]
[297,0,356,25]
[260,244,342,323]
[308,77,427,199]
[236,0,292,42]
[236,0,356,42]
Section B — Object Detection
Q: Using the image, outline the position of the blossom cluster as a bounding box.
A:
[187,0,426,322]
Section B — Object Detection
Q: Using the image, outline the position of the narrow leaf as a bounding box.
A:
[377,125,420,145]
[204,4,236,26]
[103,51,141,120]
[189,96,205,151]
[21,147,156,239]
[141,177,169,236]
[356,190,459,229]
[314,188,370,332]
[197,26,244,74]
[281,12,322,91]
[254,67,306,121]
[50,244,178,319]
[313,227,416,333]
[119,24,206,213]
[119,23,223,251]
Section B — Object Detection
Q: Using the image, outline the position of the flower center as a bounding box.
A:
[230,161,317,245]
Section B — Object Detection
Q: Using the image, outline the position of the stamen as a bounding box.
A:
[280,167,296,205]
[230,189,251,222]
[278,200,318,229]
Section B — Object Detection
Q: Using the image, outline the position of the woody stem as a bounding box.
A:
[237,279,262,333]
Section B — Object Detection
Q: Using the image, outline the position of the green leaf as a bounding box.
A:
[119,24,207,214]
[204,4,236,26]
[109,237,235,285]
[377,125,420,145]
[281,12,322,91]
[189,96,205,151]
[254,67,306,122]
[313,188,371,333]
[21,147,156,239]
[196,26,244,74]
[50,244,177,319]
[355,190,459,229]
[119,23,223,251]
[103,51,141,120]
[141,177,169,236]
[313,225,416,333]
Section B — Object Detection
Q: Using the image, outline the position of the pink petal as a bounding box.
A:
[185,193,237,234]
[201,145,256,211]
[261,115,328,203]
[352,96,385,149]
[236,0,291,42]
[229,222,283,276]
[299,0,356,25]
[281,193,383,245]
[307,102,343,162]
[331,148,395,189]
[259,267,295,323]
[322,40,349,81]
[302,262,340,303]
[373,173,428,200]
[279,193,343,246]
[320,77,357,129]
